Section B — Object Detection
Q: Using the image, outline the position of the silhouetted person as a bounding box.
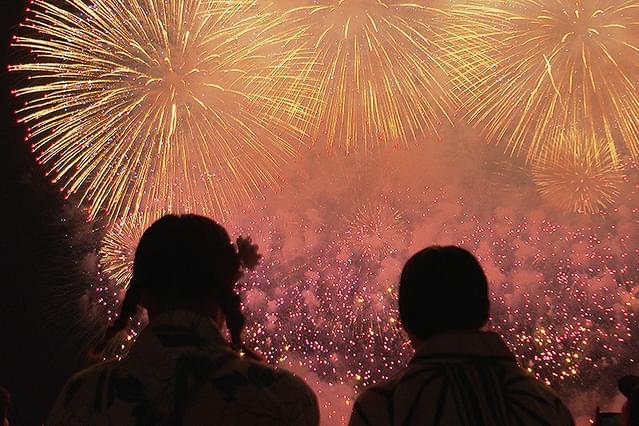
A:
[48,214,319,425]
[619,375,639,426]
[349,245,574,426]
[0,386,9,426]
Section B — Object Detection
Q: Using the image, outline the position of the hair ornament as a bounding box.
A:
[236,236,261,270]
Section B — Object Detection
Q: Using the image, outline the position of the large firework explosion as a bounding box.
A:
[463,0,639,162]
[257,0,496,153]
[11,0,314,223]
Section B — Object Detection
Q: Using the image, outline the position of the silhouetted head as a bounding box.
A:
[0,385,9,426]
[95,214,261,357]
[619,375,639,426]
[398,246,489,344]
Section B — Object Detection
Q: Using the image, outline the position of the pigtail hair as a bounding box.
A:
[90,281,141,359]
[216,236,261,360]
[90,217,263,363]
[220,290,261,360]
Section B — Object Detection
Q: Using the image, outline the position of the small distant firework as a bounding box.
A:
[343,202,407,261]
[98,213,152,290]
[463,0,639,161]
[532,132,625,214]
[269,0,493,153]
[11,0,313,223]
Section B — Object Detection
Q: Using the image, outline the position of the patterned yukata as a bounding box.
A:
[349,331,574,426]
[48,311,319,426]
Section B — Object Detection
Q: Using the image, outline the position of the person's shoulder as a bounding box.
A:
[503,368,574,424]
[240,358,315,397]
[354,374,401,414]
[69,358,120,381]
[349,377,398,426]
[273,366,313,392]
[47,359,121,425]
[234,359,320,424]
[58,359,119,400]
[504,368,562,400]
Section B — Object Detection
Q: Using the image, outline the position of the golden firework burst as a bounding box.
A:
[264,0,495,153]
[11,0,314,223]
[532,130,625,214]
[463,0,639,162]
[98,213,153,289]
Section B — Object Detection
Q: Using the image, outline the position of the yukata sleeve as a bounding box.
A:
[46,374,95,426]
[284,373,320,426]
[348,386,392,426]
[554,395,576,426]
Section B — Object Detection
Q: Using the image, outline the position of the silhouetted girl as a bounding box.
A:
[48,214,319,426]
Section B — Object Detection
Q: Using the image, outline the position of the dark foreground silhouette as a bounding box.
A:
[0,385,10,426]
[349,245,575,426]
[47,214,319,426]
[617,375,639,426]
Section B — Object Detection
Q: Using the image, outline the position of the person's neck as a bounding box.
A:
[146,304,223,329]
[148,305,205,318]
[410,329,485,351]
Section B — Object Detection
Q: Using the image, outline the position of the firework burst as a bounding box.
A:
[342,202,408,261]
[11,0,314,223]
[532,131,625,214]
[265,0,493,153]
[98,213,153,290]
[463,0,639,161]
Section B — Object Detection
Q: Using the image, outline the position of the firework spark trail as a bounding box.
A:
[11,0,315,223]
[260,0,496,153]
[532,129,626,214]
[462,0,639,162]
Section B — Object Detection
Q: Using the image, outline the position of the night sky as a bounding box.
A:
[1,1,91,424]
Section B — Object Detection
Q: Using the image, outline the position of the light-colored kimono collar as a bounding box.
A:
[127,310,236,361]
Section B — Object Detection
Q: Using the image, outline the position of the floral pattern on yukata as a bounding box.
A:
[48,311,319,426]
